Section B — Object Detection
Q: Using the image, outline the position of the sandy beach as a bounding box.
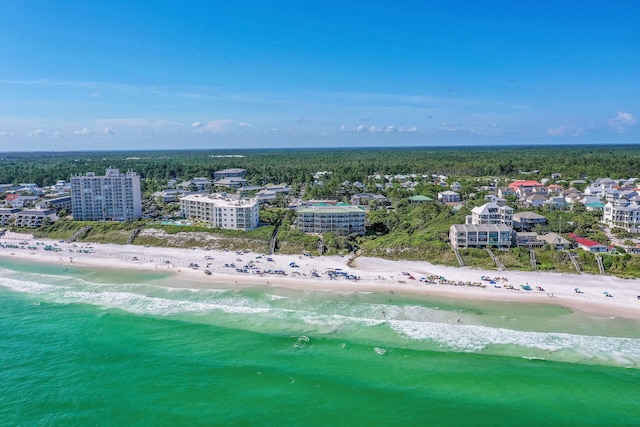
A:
[1,231,639,320]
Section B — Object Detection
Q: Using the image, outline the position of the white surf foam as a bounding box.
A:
[389,319,640,366]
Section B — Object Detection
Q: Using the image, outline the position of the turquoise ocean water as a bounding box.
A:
[1,257,639,426]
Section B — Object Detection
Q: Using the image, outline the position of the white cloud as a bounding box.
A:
[547,124,591,137]
[28,129,45,137]
[609,111,636,132]
[546,126,567,136]
[191,121,202,128]
[611,111,636,125]
[348,124,416,133]
[205,119,235,133]
[0,131,16,137]
[104,126,115,135]
[74,128,92,135]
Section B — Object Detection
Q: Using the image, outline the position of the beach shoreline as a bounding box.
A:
[1,231,639,320]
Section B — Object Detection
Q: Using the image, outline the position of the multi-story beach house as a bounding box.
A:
[449,224,513,250]
[450,202,514,249]
[602,200,640,232]
[466,202,514,227]
[297,204,366,236]
[512,211,547,231]
[70,168,142,221]
[179,193,259,230]
[437,190,461,204]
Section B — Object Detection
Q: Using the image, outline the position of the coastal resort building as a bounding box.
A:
[255,184,292,204]
[175,177,211,191]
[0,208,21,225]
[297,203,366,236]
[213,168,247,180]
[13,208,58,228]
[70,168,142,221]
[0,207,58,228]
[179,193,259,231]
[214,177,247,189]
[35,196,73,213]
[449,224,513,250]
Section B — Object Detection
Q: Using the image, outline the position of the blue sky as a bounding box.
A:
[1,1,638,151]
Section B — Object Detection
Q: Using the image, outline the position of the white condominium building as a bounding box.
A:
[297,204,366,235]
[180,193,259,230]
[602,201,640,232]
[71,168,142,221]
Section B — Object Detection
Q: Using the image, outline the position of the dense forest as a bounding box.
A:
[2,144,640,189]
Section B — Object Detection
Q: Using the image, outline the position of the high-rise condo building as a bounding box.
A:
[71,168,142,221]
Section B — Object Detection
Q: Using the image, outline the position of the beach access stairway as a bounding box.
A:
[595,254,606,275]
[529,249,537,270]
[127,227,143,244]
[485,247,506,271]
[569,252,582,273]
[450,244,464,267]
[269,219,281,255]
[68,226,92,243]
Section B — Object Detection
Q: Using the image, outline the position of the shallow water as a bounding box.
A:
[1,257,639,425]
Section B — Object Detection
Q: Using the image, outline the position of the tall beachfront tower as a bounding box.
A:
[70,168,142,221]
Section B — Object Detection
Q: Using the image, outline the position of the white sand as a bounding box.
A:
[2,231,640,319]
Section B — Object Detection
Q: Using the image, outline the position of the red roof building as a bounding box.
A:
[508,180,544,191]
[567,233,610,253]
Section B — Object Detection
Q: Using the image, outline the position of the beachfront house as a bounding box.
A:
[512,212,547,231]
[466,202,514,227]
[567,233,610,253]
[513,232,544,248]
[449,224,512,250]
[538,232,571,250]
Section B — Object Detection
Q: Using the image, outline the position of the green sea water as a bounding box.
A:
[1,257,640,426]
